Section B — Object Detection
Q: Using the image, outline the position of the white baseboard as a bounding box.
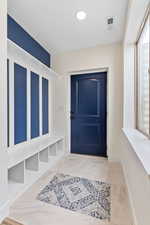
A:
[0,200,9,223]
[121,161,138,225]
[108,155,120,162]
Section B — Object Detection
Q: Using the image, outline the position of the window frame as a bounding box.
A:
[135,7,150,138]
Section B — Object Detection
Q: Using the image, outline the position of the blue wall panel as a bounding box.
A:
[42,78,49,134]
[8,15,51,68]
[14,63,27,144]
[31,72,39,139]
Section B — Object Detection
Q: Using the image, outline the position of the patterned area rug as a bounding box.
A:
[37,173,111,220]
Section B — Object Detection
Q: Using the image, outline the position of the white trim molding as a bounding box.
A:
[123,128,150,176]
[66,68,110,158]
[0,0,9,221]
[7,38,58,151]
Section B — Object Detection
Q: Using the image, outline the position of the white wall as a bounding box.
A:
[52,43,123,161]
[0,0,9,221]
[121,134,150,225]
[122,0,150,225]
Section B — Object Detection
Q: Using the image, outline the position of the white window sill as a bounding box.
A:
[122,128,150,176]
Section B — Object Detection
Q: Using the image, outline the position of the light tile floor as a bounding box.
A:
[9,154,134,225]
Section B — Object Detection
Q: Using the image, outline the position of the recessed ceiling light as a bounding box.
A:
[76,11,87,21]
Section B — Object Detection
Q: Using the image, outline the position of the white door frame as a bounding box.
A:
[66,67,110,157]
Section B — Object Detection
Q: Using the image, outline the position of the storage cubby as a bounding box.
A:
[8,161,25,183]
[49,143,57,156]
[25,153,39,171]
[39,148,49,163]
[7,136,64,205]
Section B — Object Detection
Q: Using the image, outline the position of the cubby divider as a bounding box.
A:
[57,140,64,155]
[49,143,57,156]
[25,153,39,171]
[39,148,49,163]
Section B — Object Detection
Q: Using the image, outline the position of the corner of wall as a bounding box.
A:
[121,159,138,225]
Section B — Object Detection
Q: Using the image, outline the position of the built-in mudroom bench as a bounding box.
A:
[6,17,66,206]
[8,136,64,204]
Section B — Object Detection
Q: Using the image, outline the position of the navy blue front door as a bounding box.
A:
[71,72,107,157]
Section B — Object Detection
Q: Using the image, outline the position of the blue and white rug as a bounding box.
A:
[37,173,111,220]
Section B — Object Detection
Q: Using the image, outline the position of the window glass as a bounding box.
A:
[137,15,150,136]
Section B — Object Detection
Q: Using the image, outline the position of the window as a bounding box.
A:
[136,12,150,137]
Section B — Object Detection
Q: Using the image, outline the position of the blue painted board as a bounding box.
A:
[31,72,40,139]
[71,72,107,157]
[8,15,51,68]
[14,63,27,144]
[42,78,49,134]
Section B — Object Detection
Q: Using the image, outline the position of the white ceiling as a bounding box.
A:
[8,0,128,54]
